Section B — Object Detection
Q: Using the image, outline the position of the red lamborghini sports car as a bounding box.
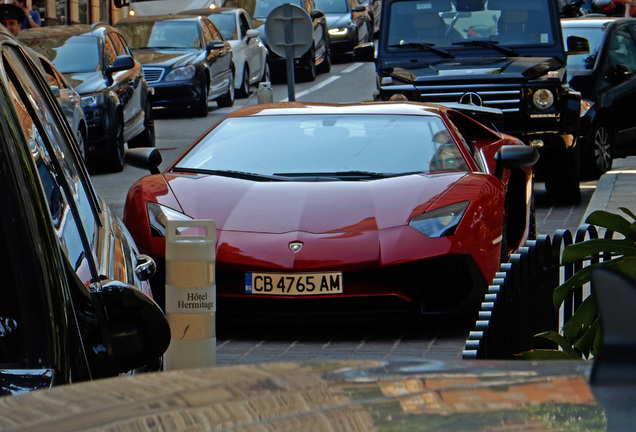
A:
[123,102,538,317]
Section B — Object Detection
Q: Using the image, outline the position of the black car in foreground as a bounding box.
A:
[0,26,169,394]
[116,15,235,117]
[562,17,636,178]
[19,24,155,173]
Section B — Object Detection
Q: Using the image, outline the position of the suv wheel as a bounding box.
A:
[104,113,125,173]
[191,80,209,117]
[236,66,250,98]
[299,47,317,82]
[128,102,155,148]
[216,70,235,108]
[584,122,613,179]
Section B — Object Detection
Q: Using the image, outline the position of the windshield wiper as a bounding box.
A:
[274,171,393,180]
[452,40,518,57]
[388,43,455,59]
[173,167,286,181]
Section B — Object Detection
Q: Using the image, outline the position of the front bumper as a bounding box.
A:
[149,80,202,109]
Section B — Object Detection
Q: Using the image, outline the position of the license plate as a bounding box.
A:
[245,272,343,296]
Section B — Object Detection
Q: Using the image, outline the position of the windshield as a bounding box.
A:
[117,21,201,49]
[562,22,609,70]
[22,36,99,74]
[252,0,301,19]
[207,14,237,40]
[387,0,555,51]
[176,114,469,177]
[314,0,349,14]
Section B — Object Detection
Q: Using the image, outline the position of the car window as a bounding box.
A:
[600,25,636,90]
[239,12,251,38]
[103,33,117,66]
[203,19,223,42]
[108,32,127,57]
[25,35,100,74]
[2,45,98,286]
[562,23,608,70]
[208,14,235,39]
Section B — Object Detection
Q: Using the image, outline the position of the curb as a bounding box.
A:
[581,172,617,225]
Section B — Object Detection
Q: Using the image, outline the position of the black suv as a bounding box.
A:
[19,23,155,173]
[0,27,169,394]
[355,0,589,202]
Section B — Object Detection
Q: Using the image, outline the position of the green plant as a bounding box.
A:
[520,208,636,360]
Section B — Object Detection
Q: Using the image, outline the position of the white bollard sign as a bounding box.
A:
[164,219,216,370]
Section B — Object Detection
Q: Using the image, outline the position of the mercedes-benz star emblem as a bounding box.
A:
[289,242,303,253]
[459,92,483,106]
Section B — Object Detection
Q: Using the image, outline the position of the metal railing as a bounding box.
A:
[463,224,616,360]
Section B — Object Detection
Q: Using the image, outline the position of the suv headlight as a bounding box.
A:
[409,201,469,238]
[81,92,104,108]
[532,88,554,110]
[165,65,196,82]
[328,27,352,36]
[147,202,194,237]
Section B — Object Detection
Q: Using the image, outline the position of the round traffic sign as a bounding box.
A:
[265,3,313,59]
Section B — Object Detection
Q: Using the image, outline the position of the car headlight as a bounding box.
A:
[328,27,352,36]
[147,202,194,237]
[409,201,469,238]
[164,65,196,82]
[81,93,104,108]
[532,88,554,110]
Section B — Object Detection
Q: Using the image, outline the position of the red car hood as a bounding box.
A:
[164,172,468,233]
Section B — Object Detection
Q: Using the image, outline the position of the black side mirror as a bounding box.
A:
[310,9,325,20]
[125,147,163,174]
[493,145,539,179]
[109,55,135,73]
[91,281,171,376]
[207,40,226,51]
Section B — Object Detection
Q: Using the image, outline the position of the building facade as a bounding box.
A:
[30,0,128,26]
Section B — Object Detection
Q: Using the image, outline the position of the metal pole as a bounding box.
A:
[284,3,296,101]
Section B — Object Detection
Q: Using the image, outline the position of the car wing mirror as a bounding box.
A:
[352,4,366,13]
[566,35,590,56]
[246,29,259,40]
[91,280,170,376]
[207,40,226,51]
[493,145,539,179]
[125,147,163,174]
[310,9,325,20]
[109,55,135,73]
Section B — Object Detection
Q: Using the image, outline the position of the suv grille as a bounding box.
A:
[142,67,164,83]
[417,84,522,113]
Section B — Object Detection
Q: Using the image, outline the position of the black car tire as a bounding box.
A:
[260,61,270,83]
[128,102,155,148]
[545,136,581,204]
[236,66,250,98]
[216,70,235,108]
[317,46,332,74]
[104,113,125,173]
[191,80,209,118]
[584,122,613,180]
[299,47,317,82]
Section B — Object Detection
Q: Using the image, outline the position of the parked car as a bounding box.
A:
[18,24,156,173]
[224,0,332,82]
[123,102,538,315]
[179,7,270,98]
[313,0,373,58]
[562,17,636,178]
[2,266,635,430]
[35,54,88,161]
[0,25,169,395]
[115,15,235,117]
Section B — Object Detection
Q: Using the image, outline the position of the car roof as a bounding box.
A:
[17,23,114,40]
[180,7,241,15]
[560,16,620,27]
[222,101,445,119]
[116,15,205,24]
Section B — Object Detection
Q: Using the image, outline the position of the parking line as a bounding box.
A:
[282,75,340,101]
[342,63,363,73]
